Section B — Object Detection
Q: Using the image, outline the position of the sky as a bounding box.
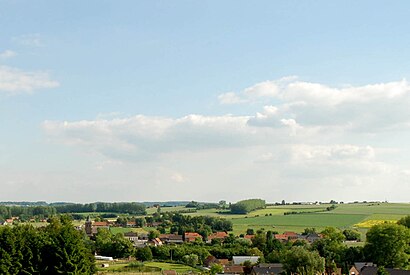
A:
[1,1,410,203]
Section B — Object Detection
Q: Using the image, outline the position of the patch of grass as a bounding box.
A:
[144,261,199,272]
[110,227,150,235]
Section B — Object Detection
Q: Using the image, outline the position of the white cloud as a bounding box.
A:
[218,92,247,104]
[0,66,59,95]
[0,50,17,59]
[40,78,410,202]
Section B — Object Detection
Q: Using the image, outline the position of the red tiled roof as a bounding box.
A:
[283,231,298,237]
[94,221,109,226]
[184,232,203,241]
[244,234,254,239]
[185,232,202,238]
[208,232,228,240]
[274,234,288,240]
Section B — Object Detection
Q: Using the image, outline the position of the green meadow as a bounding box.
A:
[177,203,410,235]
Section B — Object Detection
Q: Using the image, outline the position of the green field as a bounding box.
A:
[174,203,410,235]
[110,227,154,235]
[96,260,198,274]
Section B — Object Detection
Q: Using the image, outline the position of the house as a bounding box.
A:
[274,234,288,241]
[251,264,284,275]
[85,218,110,237]
[244,234,255,240]
[204,256,230,267]
[137,232,148,240]
[302,232,322,243]
[159,234,184,244]
[232,256,260,265]
[124,232,138,242]
[360,266,410,275]
[162,270,177,275]
[224,265,244,274]
[349,266,360,275]
[126,221,137,227]
[283,231,298,240]
[218,259,230,266]
[184,232,203,242]
[207,232,228,243]
[354,262,376,273]
[148,238,163,246]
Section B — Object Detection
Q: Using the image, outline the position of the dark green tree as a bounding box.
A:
[135,246,153,261]
[364,223,410,268]
[398,215,410,228]
[282,246,325,275]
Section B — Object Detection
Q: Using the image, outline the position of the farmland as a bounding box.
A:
[174,202,410,235]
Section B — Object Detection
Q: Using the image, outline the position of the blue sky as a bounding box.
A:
[1,1,410,202]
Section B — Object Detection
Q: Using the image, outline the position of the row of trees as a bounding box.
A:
[230,199,266,214]
[0,202,147,221]
[55,202,146,215]
[0,205,57,221]
[0,216,95,274]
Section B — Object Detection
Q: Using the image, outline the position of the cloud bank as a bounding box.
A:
[41,78,410,202]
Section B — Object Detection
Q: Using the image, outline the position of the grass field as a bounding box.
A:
[110,227,154,235]
[175,203,410,235]
[96,260,198,274]
[146,206,190,215]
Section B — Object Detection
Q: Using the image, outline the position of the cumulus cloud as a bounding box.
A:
[0,66,59,95]
[227,78,410,133]
[41,77,410,201]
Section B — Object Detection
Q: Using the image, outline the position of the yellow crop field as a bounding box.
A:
[354,219,397,228]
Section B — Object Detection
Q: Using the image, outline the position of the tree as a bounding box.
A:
[343,229,361,241]
[303,228,316,235]
[148,230,160,240]
[397,215,410,228]
[282,246,325,275]
[246,228,255,235]
[364,223,410,268]
[41,216,95,274]
[183,254,199,267]
[312,227,345,274]
[135,246,153,262]
[210,263,223,275]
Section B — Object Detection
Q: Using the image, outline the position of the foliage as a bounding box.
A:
[397,215,410,228]
[231,199,266,214]
[364,223,410,268]
[135,246,153,261]
[343,229,361,241]
[210,263,223,274]
[55,202,146,215]
[183,253,199,267]
[0,216,95,275]
[95,229,134,258]
[312,227,345,273]
[282,246,325,275]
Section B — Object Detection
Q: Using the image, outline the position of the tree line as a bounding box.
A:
[0,202,146,220]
